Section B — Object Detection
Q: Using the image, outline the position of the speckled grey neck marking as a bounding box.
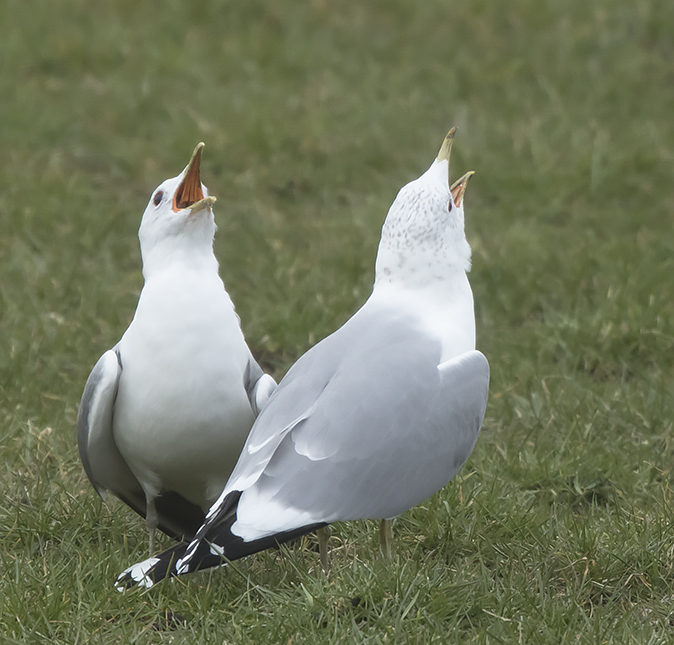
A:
[375,160,472,287]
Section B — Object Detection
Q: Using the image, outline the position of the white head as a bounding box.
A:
[374,128,475,288]
[138,142,218,278]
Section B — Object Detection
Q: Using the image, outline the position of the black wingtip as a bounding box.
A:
[183,490,328,572]
[115,543,188,591]
[115,488,330,589]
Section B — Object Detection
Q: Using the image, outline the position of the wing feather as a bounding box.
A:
[77,349,143,505]
[243,356,277,415]
[224,308,489,541]
[77,350,205,539]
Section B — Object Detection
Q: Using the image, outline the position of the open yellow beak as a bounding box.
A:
[173,142,216,213]
[436,127,457,164]
[450,171,475,207]
[437,128,475,206]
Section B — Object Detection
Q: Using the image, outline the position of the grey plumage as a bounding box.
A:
[223,308,488,529]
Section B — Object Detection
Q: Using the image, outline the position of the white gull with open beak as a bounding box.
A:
[77,143,276,557]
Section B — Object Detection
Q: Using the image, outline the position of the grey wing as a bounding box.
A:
[78,349,207,540]
[77,349,147,514]
[208,345,335,517]
[243,356,277,416]
[234,346,489,533]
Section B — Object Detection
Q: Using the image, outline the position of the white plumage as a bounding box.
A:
[78,143,275,554]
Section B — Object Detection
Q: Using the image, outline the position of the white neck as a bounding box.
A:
[140,227,218,280]
[371,271,476,361]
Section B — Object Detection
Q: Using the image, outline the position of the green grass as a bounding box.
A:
[1,0,674,641]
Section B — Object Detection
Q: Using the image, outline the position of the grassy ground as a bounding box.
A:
[1,0,673,642]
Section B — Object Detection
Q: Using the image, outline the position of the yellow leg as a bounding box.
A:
[379,519,393,559]
[146,498,158,556]
[317,526,332,571]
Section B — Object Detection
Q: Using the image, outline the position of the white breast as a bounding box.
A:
[113,267,255,510]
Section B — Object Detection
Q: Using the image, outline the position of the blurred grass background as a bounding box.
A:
[1,0,673,642]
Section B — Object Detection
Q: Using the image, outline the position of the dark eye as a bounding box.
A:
[448,199,453,212]
[153,191,163,206]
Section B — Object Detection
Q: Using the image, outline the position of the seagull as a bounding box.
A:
[77,143,276,555]
[116,128,489,589]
